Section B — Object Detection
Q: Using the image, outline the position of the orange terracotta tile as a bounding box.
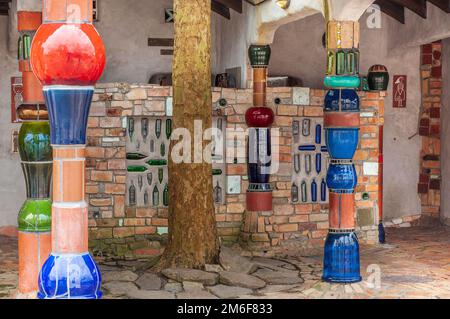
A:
[18,232,51,294]
[62,160,85,202]
[52,204,88,253]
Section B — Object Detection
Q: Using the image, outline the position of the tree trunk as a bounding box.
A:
[156,0,219,270]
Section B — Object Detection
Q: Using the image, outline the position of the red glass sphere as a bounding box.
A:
[31,23,106,86]
[245,107,274,127]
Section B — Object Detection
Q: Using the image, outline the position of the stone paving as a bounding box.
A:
[1,226,450,299]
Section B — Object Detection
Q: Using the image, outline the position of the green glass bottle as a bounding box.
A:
[147,159,168,166]
[158,168,164,184]
[212,169,223,176]
[336,50,346,75]
[155,119,162,139]
[214,181,222,204]
[18,36,23,60]
[147,173,153,186]
[23,34,31,60]
[166,119,172,139]
[127,165,148,173]
[129,181,136,206]
[160,143,166,157]
[326,51,335,75]
[301,181,307,203]
[163,184,169,206]
[346,50,355,75]
[126,153,147,160]
[141,118,149,141]
[153,185,160,206]
[128,118,135,141]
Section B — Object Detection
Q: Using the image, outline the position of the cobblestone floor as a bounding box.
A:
[1,226,450,299]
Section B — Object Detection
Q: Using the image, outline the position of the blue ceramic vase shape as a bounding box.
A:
[38,253,102,299]
[326,163,357,191]
[324,89,360,112]
[325,128,359,159]
[44,87,94,145]
[322,232,362,283]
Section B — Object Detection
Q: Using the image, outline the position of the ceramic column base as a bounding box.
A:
[322,231,361,283]
[38,252,102,299]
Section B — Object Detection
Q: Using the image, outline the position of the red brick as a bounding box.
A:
[86,147,105,158]
[135,226,156,235]
[91,170,113,182]
[278,224,298,232]
[105,183,126,194]
[136,207,156,218]
[151,218,168,226]
[113,227,135,238]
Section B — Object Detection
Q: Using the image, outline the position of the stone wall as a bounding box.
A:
[86,83,385,259]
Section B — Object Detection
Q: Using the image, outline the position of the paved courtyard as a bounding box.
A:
[1,226,450,299]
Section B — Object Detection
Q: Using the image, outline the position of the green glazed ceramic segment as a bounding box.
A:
[324,76,361,89]
[18,199,52,232]
[19,121,52,162]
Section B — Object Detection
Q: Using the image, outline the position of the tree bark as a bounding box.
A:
[156,0,219,270]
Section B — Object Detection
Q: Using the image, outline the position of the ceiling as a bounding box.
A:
[374,0,450,23]
[0,0,268,18]
[0,0,11,16]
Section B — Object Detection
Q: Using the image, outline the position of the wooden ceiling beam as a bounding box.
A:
[427,0,450,12]
[211,0,231,19]
[215,0,242,13]
[389,0,427,18]
[374,0,406,23]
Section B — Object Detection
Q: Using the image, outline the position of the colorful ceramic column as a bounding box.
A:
[31,0,105,299]
[323,21,361,283]
[16,8,52,298]
[245,45,274,213]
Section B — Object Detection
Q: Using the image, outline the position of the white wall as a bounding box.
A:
[0,15,25,228]
[95,0,174,83]
[96,0,249,85]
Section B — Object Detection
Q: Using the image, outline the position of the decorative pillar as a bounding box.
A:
[242,45,274,245]
[322,21,361,283]
[31,0,106,299]
[378,125,385,243]
[16,9,52,298]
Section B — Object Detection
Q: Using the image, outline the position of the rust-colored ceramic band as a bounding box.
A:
[246,191,273,212]
[17,11,42,32]
[328,192,355,229]
[324,112,360,128]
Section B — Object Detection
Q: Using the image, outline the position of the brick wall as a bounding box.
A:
[86,83,385,259]
[418,41,442,220]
